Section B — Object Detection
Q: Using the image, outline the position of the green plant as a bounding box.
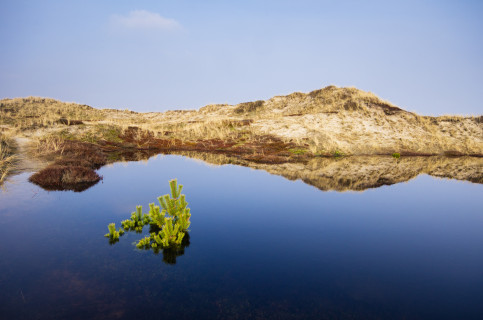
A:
[333,150,344,157]
[104,223,122,240]
[392,152,401,159]
[106,179,191,255]
[288,148,307,155]
[121,205,150,231]
[136,236,152,248]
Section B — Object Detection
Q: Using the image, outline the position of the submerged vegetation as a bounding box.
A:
[106,179,191,264]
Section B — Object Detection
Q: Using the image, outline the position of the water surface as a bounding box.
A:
[0,155,482,319]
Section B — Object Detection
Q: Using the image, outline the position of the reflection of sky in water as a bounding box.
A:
[0,155,482,319]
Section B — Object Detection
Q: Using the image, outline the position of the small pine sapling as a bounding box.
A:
[104,223,121,240]
[148,202,166,228]
[106,179,191,256]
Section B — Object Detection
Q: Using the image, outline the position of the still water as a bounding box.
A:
[0,155,482,319]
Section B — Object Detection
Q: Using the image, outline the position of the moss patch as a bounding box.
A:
[289,148,308,155]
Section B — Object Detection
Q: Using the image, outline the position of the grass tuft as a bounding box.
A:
[0,133,17,184]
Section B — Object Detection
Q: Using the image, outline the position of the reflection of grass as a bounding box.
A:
[0,134,17,184]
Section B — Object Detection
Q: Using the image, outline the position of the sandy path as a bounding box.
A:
[13,137,45,173]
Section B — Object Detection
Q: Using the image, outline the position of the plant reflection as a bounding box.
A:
[151,231,190,265]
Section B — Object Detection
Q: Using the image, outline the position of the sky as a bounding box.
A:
[1,0,482,115]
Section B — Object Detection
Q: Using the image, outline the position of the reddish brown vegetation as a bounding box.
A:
[29,165,101,192]
[29,140,107,191]
[443,150,465,157]
[28,123,483,192]
[61,140,107,168]
[116,127,303,164]
[29,126,312,191]
[398,151,435,156]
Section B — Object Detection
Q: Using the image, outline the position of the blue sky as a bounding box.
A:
[1,0,482,115]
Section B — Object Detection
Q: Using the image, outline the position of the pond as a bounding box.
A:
[0,154,482,319]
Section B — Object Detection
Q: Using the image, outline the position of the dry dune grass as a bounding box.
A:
[128,86,482,156]
[0,131,17,183]
[35,135,65,155]
[230,86,482,155]
[0,97,106,131]
[1,86,482,191]
[1,86,482,157]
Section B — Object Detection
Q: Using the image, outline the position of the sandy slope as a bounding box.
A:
[131,86,483,155]
[1,86,482,156]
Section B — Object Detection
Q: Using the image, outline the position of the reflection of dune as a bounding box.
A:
[173,152,483,191]
[19,146,482,193]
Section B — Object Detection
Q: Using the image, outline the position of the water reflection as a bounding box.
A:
[16,148,483,193]
[152,232,190,265]
[168,152,483,191]
[0,154,482,319]
[113,224,191,265]
[146,222,191,265]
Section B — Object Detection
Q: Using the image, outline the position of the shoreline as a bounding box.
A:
[15,136,482,192]
[1,86,482,190]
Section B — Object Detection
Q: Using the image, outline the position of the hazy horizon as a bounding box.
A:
[1,0,482,116]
